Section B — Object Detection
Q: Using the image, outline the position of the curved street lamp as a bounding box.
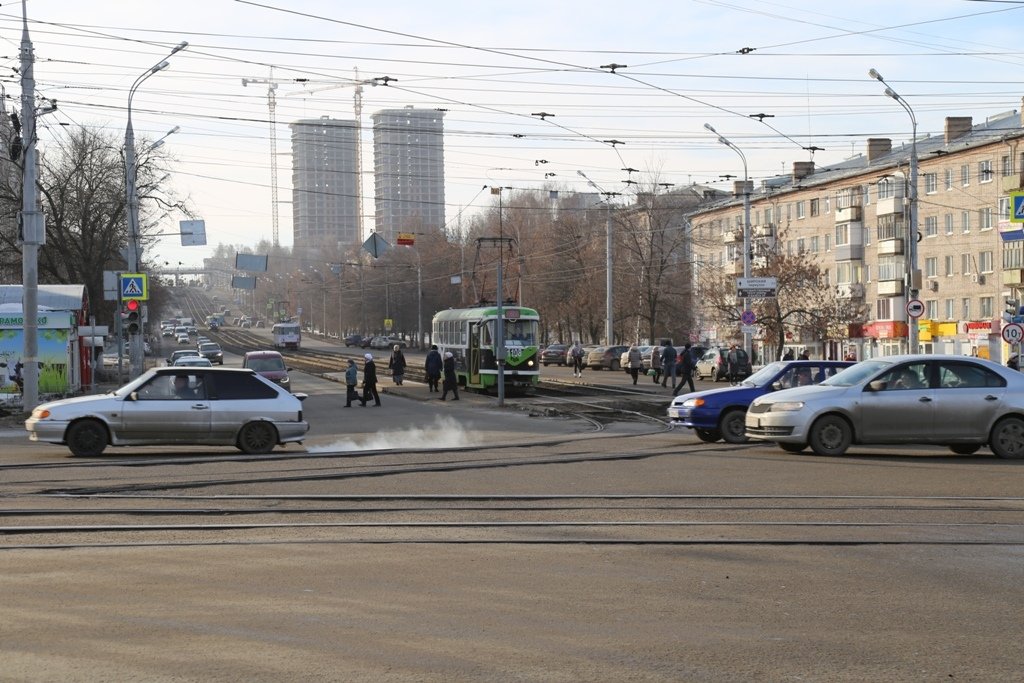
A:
[869,68,919,354]
[704,123,752,360]
[124,41,187,377]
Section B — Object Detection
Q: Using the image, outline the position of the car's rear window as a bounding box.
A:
[246,356,285,372]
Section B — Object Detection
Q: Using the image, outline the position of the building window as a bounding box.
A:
[877,177,896,200]
[824,234,831,251]
[863,184,871,205]
[926,300,939,319]
[981,297,993,319]
[962,298,971,320]
[824,196,830,213]
[924,173,937,194]
[809,199,820,217]
[961,164,970,186]
[962,210,971,233]
[979,251,993,273]
[945,255,954,276]
[979,207,994,230]
[810,236,819,252]
[878,257,904,281]
[797,237,806,253]
[962,253,972,274]
[876,298,893,320]
[1002,154,1014,177]
[945,168,954,190]
[796,201,806,219]
[944,213,954,235]
[979,160,993,183]
[925,257,938,278]
[925,216,937,237]
[945,299,955,320]
[999,196,1011,220]
[1004,241,1024,270]
[835,223,850,246]
[765,207,773,224]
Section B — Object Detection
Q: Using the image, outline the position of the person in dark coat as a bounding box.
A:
[673,342,696,396]
[660,344,677,388]
[343,359,359,407]
[388,345,407,385]
[424,344,443,392]
[361,353,381,406]
[440,352,459,401]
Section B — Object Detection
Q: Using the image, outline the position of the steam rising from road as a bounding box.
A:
[307,415,479,453]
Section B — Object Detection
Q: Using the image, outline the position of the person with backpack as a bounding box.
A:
[673,342,696,396]
[570,341,585,378]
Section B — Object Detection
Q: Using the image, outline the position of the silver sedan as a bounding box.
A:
[25,367,309,457]
[745,354,1024,458]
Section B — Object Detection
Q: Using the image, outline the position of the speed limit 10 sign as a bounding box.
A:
[1002,322,1024,345]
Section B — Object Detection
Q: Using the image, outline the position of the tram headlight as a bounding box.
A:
[527,359,535,368]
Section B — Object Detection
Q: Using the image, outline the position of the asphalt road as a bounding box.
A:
[2,360,1023,681]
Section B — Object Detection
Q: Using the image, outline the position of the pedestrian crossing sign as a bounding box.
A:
[120,273,148,300]
[1012,193,1024,224]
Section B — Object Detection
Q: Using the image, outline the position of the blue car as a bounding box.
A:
[667,359,855,444]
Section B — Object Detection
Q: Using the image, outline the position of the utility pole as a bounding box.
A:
[18,0,41,411]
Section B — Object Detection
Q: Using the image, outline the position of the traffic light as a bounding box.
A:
[124,299,141,335]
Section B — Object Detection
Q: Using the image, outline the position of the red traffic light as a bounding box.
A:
[125,299,140,311]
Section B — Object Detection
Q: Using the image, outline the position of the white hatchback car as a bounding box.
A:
[26,367,309,457]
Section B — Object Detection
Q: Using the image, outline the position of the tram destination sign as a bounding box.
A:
[736,276,777,298]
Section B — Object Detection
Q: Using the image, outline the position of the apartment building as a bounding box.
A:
[289,116,359,254]
[371,107,445,242]
[689,104,1024,361]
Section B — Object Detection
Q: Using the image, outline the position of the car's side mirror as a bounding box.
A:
[866,380,887,392]
[771,381,783,391]
[128,391,139,401]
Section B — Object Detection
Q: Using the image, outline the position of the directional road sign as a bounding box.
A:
[736,276,777,298]
[906,298,925,319]
[1002,322,1024,344]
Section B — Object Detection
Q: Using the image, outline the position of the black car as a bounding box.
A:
[540,343,569,366]
[198,342,224,365]
[344,334,364,347]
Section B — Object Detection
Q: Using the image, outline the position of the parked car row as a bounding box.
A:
[670,354,1024,459]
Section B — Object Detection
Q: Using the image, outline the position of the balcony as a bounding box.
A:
[877,279,905,297]
[723,229,742,244]
[1001,174,1023,193]
[876,196,905,216]
[1004,269,1024,286]
[835,205,862,223]
[877,238,904,256]
[834,244,864,261]
[753,224,774,238]
[836,283,865,299]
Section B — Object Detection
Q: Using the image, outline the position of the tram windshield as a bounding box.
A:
[483,319,537,346]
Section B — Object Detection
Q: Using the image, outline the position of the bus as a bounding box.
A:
[272,321,302,350]
[431,305,540,392]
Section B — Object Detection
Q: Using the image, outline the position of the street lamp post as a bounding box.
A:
[869,68,919,355]
[576,171,617,345]
[124,40,187,377]
[704,123,752,361]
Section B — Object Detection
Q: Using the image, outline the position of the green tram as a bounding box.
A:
[431,305,540,392]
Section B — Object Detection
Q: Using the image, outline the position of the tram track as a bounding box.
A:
[3,492,1024,549]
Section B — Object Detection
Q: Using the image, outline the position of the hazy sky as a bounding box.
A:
[4,0,1024,268]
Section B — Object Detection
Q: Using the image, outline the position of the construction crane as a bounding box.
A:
[284,68,382,241]
[241,68,309,246]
